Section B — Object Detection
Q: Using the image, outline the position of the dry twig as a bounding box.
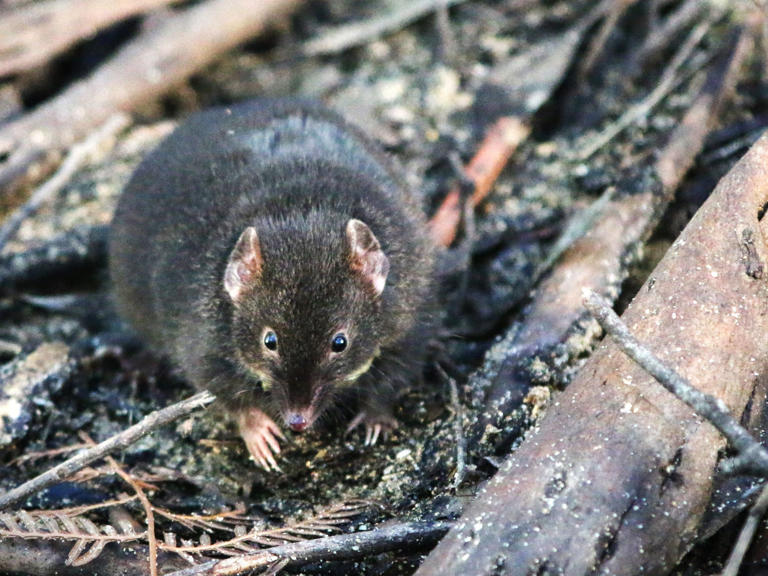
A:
[78,432,159,576]
[722,483,768,576]
[166,520,452,576]
[632,0,708,73]
[579,18,712,159]
[436,363,466,489]
[576,0,638,83]
[304,0,467,56]
[0,391,215,510]
[428,117,530,247]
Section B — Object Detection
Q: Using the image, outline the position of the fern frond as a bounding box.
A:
[0,508,145,566]
[159,499,374,558]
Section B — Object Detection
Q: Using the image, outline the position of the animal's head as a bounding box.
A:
[224,216,389,431]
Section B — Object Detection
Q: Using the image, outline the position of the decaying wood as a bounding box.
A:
[0,0,182,78]
[167,520,452,576]
[417,132,768,576]
[584,291,768,476]
[0,391,215,510]
[0,0,303,200]
[585,290,768,576]
[476,22,752,443]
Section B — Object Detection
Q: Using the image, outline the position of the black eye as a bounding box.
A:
[331,333,347,353]
[263,331,278,351]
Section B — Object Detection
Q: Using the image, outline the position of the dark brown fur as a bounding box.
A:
[109,99,435,432]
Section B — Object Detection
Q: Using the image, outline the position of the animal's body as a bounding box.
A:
[109,99,435,469]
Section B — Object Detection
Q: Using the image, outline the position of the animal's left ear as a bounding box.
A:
[346,219,389,296]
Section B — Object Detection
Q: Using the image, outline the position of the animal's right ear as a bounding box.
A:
[224,227,262,304]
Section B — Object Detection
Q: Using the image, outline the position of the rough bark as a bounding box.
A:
[417,132,768,575]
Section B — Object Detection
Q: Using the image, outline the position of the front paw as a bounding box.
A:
[238,408,286,471]
[346,411,398,446]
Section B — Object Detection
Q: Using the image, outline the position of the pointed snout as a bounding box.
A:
[288,413,308,431]
[285,408,315,432]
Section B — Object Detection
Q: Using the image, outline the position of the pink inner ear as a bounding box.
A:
[357,248,389,295]
[347,219,389,296]
[224,227,262,303]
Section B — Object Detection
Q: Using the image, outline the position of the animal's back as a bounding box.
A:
[109,99,425,355]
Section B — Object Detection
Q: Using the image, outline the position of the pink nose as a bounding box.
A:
[288,414,308,432]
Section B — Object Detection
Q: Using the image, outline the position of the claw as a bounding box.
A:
[348,411,397,448]
[238,408,284,472]
[370,424,381,446]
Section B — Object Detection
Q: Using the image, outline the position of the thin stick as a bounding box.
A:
[0,390,215,510]
[634,0,706,72]
[166,520,452,576]
[722,483,768,576]
[428,116,530,247]
[582,290,768,475]
[304,0,467,56]
[0,113,129,252]
[79,433,158,576]
[437,364,466,489]
[577,0,638,83]
[105,455,158,576]
[579,19,711,160]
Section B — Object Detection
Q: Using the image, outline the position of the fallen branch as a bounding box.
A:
[584,289,768,576]
[583,290,768,475]
[0,113,129,251]
[428,117,530,247]
[0,0,303,199]
[167,520,452,576]
[476,20,752,445]
[303,0,466,57]
[418,127,768,576]
[0,391,215,510]
[0,0,181,78]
